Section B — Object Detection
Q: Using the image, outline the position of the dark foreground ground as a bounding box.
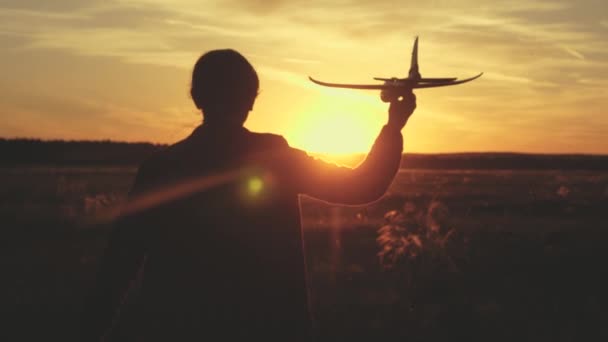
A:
[1,166,607,341]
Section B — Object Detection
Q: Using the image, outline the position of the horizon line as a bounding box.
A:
[1,136,607,157]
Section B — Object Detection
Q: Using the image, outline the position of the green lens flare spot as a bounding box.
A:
[248,177,264,196]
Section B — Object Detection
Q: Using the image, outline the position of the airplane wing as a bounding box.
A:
[419,77,458,82]
[309,77,386,90]
[413,73,483,88]
[309,73,482,90]
[374,77,457,82]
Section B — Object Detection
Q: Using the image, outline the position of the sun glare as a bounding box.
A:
[294,115,370,154]
[286,92,384,156]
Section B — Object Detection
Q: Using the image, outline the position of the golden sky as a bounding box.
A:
[1,0,607,154]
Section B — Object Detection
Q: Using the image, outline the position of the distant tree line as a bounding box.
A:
[400,153,608,170]
[0,139,165,166]
[1,138,607,170]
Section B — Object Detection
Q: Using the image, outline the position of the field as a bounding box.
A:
[2,166,608,341]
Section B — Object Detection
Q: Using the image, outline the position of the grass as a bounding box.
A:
[1,166,607,341]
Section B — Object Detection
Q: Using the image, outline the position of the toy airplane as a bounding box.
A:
[309,37,482,102]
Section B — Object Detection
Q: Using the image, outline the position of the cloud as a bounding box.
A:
[483,72,533,84]
[559,44,585,60]
[0,0,103,12]
[227,0,287,14]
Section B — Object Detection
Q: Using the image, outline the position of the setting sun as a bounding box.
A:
[284,89,385,154]
[287,108,376,154]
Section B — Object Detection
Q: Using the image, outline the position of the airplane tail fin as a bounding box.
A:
[408,36,421,80]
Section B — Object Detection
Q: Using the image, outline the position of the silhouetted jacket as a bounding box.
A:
[83,123,403,341]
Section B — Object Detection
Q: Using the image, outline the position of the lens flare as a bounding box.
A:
[248,177,263,196]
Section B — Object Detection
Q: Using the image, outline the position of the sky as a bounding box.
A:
[0,0,607,154]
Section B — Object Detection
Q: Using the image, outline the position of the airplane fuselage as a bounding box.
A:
[384,78,415,86]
